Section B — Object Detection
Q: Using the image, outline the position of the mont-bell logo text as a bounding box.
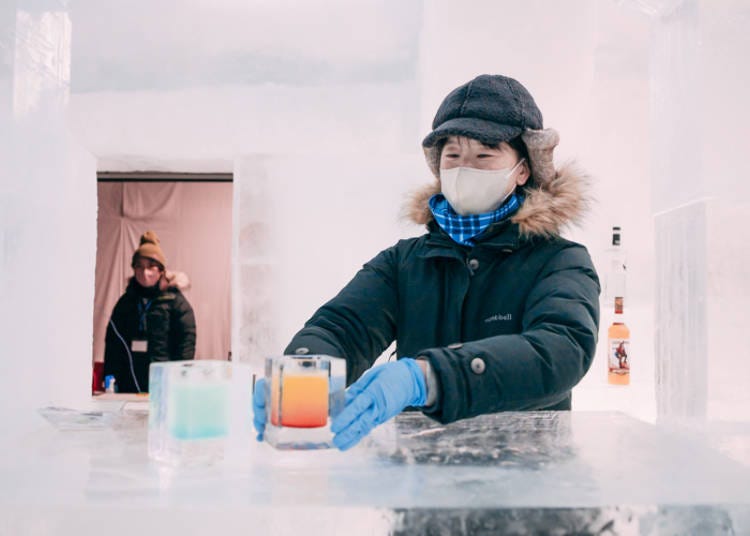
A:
[484,313,512,323]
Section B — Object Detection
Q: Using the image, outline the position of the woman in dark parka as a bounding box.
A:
[103,231,196,393]
[254,74,600,450]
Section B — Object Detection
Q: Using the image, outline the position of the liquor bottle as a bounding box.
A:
[607,296,630,385]
[604,226,627,302]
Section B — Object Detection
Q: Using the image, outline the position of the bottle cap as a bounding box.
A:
[612,226,621,246]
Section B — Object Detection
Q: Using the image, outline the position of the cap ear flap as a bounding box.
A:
[521,128,559,186]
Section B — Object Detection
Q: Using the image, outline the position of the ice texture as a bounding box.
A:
[2,410,749,534]
[263,354,346,450]
[0,1,96,424]
[646,0,750,422]
[148,360,253,465]
[2,1,750,532]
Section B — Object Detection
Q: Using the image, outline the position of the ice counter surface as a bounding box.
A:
[2,409,749,534]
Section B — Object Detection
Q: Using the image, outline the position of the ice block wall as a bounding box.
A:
[233,156,277,366]
[0,1,96,421]
[225,13,426,367]
[646,0,750,421]
[650,0,708,419]
[234,140,425,368]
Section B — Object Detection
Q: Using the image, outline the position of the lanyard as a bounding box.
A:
[137,299,153,334]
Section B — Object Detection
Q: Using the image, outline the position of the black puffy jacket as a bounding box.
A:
[103,276,196,393]
[286,162,600,424]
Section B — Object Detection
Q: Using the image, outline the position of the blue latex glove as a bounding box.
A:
[253,377,266,441]
[331,358,427,451]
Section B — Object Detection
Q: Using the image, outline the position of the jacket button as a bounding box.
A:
[447,343,463,350]
[468,258,479,270]
[294,347,310,355]
[470,357,486,374]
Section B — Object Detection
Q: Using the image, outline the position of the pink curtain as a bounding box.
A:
[93,181,232,363]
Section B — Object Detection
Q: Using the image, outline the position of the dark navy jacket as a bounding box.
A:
[104,278,196,393]
[286,219,600,424]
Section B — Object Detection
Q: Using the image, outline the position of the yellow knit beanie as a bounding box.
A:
[131,230,167,269]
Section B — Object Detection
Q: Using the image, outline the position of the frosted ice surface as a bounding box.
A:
[2,410,749,534]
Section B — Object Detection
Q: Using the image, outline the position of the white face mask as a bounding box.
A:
[439,159,525,216]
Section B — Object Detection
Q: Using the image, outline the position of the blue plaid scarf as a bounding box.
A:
[429,192,522,246]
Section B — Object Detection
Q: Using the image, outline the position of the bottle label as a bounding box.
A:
[608,338,630,374]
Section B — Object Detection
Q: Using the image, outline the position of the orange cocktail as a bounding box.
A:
[270,374,329,428]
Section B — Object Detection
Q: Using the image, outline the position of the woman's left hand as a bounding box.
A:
[331,358,427,451]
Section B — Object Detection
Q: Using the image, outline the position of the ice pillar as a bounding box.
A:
[644,0,750,421]
[648,0,708,419]
[231,156,279,368]
[0,0,96,419]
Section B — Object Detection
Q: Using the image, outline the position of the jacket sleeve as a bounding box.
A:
[285,246,399,385]
[148,303,171,361]
[421,244,600,424]
[172,293,196,360]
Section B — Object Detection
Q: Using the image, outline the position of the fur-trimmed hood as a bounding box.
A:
[405,129,592,239]
[164,270,190,290]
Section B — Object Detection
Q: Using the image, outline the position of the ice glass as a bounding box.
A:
[264,354,346,450]
[148,360,253,464]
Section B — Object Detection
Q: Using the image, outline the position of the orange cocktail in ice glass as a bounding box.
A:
[264,354,346,450]
[270,374,329,428]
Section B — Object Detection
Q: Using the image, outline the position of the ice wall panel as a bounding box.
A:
[0,2,13,120]
[0,2,96,422]
[654,201,707,419]
[13,8,70,116]
[584,1,653,306]
[70,0,421,92]
[650,0,703,215]
[232,156,278,368]
[267,153,426,353]
[231,153,425,369]
[705,199,750,421]
[68,82,419,168]
[648,0,750,421]
[700,1,750,201]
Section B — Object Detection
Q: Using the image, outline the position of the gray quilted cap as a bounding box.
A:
[422,74,543,148]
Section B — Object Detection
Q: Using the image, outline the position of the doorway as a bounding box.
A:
[92,172,233,392]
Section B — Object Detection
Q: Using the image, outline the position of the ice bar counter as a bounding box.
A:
[4,380,750,534]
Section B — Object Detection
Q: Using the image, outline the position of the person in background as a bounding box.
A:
[253,74,600,449]
[103,230,196,393]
